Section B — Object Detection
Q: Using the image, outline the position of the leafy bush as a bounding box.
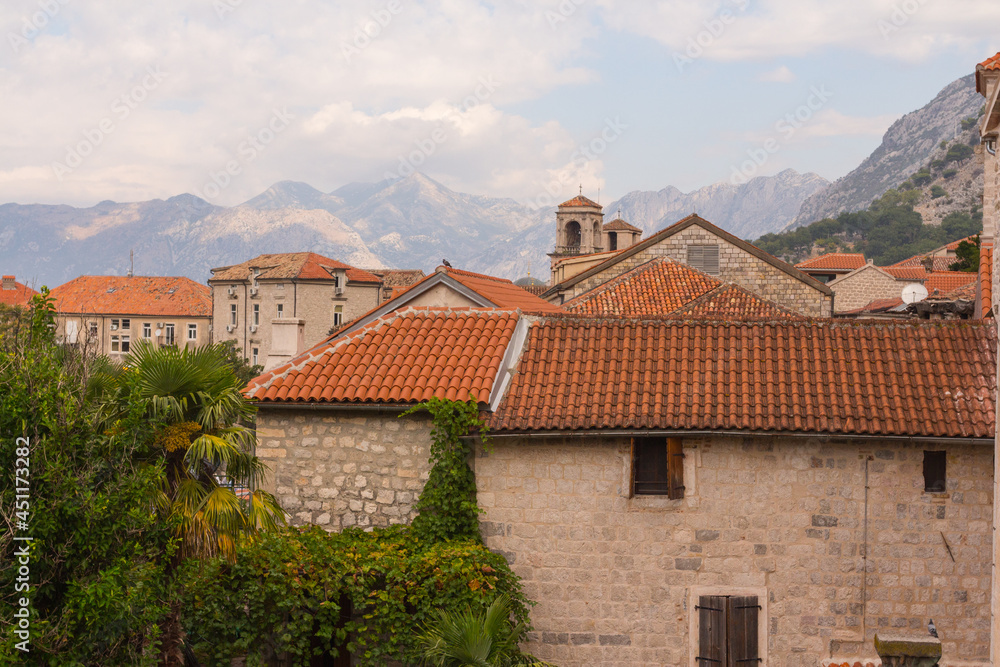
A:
[180,526,533,666]
[911,170,933,187]
[942,168,958,179]
[930,185,947,199]
[945,143,974,163]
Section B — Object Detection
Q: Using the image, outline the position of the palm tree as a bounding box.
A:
[419,594,551,667]
[114,340,285,561]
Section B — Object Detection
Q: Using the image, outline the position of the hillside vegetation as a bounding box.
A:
[756,124,984,266]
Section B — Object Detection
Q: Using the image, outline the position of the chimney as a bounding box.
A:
[2,275,14,290]
[264,318,306,371]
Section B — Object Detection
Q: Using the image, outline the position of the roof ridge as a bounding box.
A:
[442,266,514,284]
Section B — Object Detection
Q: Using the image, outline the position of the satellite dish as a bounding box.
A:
[154,329,162,337]
[901,283,929,304]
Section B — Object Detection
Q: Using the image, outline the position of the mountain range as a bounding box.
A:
[0,72,983,287]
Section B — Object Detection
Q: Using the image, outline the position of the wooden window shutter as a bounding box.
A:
[688,245,720,275]
[727,596,760,666]
[697,595,726,665]
[667,437,684,500]
[697,595,760,666]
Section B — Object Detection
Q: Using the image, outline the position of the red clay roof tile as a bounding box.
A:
[558,195,602,209]
[882,266,928,281]
[924,271,976,295]
[891,255,956,272]
[246,308,520,405]
[981,243,993,316]
[977,52,1000,93]
[669,284,800,320]
[795,253,866,271]
[563,258,720,316]
[603,218,642,233]
[0,277,38,308]
[210,252,381,284]
[51,276,211,317]
[488,317,996,438]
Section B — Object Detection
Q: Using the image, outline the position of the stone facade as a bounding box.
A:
[557,225,833,317]
[475,435,993,667]
[256,409,432,529]
[828,264,905,314]
[54,312,212,358]
[212,278,382,366]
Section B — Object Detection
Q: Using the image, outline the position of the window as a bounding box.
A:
[632,437,684,499]
[924,451,946,493]
[333,275,340,289]
[164,324,175,346]
[252,347,259,366]
[187,324,197,340]
[121,335,130,353]
[276,303,284,317]
[687,244,720,275]
[111,318,120,330]
[333,305,344,326]
[121,318,130,330]
[88,322,98,337]
[143,322,151,338]
[111,335,120,352]
[609,232,618,251]
[230,304,237,326]
[697,595,760,665]
[253,304,260,326]
[275,283,284,290]
[565,220,581,249]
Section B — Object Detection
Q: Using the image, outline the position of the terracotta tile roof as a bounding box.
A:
[247,308,519,404]
[489,318,996,438]
[945,235,978,251]
[977,52,1000,93]
[839,297,906,316]
[924,271,976,295]
[795,253,866,271]
[563,258,720,317]
[943,281,977,301]
[370,269,425,288]
[891,255,955,272]
[603,218,642,233]
[520,284,547,296]
[210,252,381,284]
[669,284,801,320]
[51,276,211,317]
[438,267,564,314]
[882,266,928,281]
[558,195,602,209]
[0,276,38,308]
[981,243,993,316]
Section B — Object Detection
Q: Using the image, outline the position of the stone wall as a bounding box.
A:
[475,435,992,667]
[829,265,903,313]
[256,408,433,529]
[562,225,833,317]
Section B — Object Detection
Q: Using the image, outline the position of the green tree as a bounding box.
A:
[949,234,980,272]
[216,339,264,387]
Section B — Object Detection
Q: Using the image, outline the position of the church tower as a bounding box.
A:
[551,190,604,260]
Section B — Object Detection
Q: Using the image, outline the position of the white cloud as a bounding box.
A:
[758,65,795,83]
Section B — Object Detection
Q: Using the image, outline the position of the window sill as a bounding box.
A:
[627,494,688,511]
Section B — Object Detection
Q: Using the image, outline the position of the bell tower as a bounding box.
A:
[551,188,604,261]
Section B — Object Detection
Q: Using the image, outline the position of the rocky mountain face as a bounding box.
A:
[0,171,825,287]
[789,73,984,229]
[606,169,829,241]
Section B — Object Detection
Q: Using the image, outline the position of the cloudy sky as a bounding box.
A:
[2,0,998,208]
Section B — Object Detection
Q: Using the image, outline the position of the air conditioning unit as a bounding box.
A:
[156,322,164,328]
[249,287,258,297]
[226,324,235,333]
[335,286,344,296]
[249,325,258,333]
[110,324,118,330]
[227,286,237,297]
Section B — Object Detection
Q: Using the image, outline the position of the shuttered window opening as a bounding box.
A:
[688,244,721,275]
[631,437,684,499]
[696,595,760,666]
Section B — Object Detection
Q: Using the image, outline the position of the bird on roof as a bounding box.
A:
[928,619,938,638]
[442,259,452,268]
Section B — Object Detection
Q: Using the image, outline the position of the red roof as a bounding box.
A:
[51,276,211,317]
[488,318,996,438]
[795,253,866,271]
[558,195,602,209]
[945,235,978,251]
[603,219,642,233]
[882,266,928,281]
[924,271,976,295]
[977,52,1000,93]
[670,283,800,320]
[840,297,905,315]
[440,267,563,313]
[981,243,993,317]
[247,308,519,404]
[891,256,955,272]
[0,276,38,308]
[210,252,381,284]
[563,258,720,317]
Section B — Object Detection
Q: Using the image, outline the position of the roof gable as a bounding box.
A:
[210,252,381,283]
[668,283,800,320]
[543,214,833,297]
[559,195,602,209]
[795,253,866,271]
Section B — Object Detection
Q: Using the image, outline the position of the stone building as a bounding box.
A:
[795,253,867,284]
[248,307,995,666]
[50,275,212,358]
[548,195,644,283]
[544,214,834,317]
[208,252,383,370]
[826,258,976,316]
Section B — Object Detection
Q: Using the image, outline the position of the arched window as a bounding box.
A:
[565,220,581,250]
[593,221,602,248]
[609,232,618,251]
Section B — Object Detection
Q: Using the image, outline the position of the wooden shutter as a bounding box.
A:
[697,595,726,665]
[727,596,760,666]
[667,437,684,500]
[697,595,760,666]
[688,245,720,274]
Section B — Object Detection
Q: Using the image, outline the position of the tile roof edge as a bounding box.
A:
[483,426,997,441]
[669,281,799,318]
[562,255,720,310]
[487,314,537,412]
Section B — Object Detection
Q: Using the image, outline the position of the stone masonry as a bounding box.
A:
[256,409,433,529]
[562,225,833,317]
[828,264,905,313]
[475,435,992,667]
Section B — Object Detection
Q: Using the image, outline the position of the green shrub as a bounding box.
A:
[945,143,974,163]
[911,170,933,187]
[942,168,958,179]
[930,185,947,199]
